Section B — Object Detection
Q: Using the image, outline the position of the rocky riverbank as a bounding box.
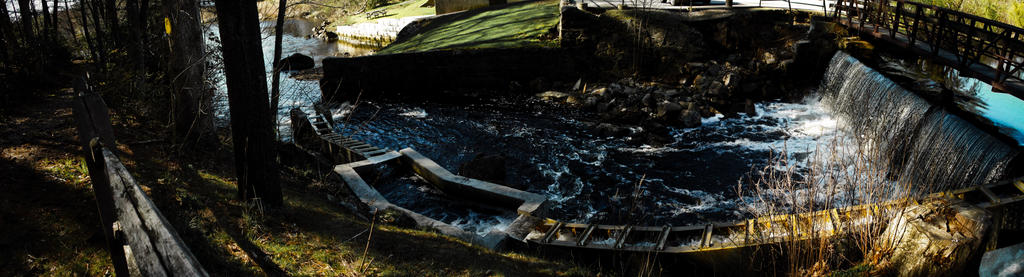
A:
[528,8,844,144]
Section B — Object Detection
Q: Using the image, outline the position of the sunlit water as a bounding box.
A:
[206,20,377,134]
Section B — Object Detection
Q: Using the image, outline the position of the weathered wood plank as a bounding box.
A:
[101,147,209,277]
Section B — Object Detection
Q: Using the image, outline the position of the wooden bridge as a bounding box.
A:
[832,0,1024,98]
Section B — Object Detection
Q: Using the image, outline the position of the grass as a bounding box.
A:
[376,0,560,54]
[911,0,1024,28]
[1,90,595,276]
[339,0,437,26]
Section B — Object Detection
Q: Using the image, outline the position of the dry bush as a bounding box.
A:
[737,134,931,275]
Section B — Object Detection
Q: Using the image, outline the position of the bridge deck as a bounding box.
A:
[850,20,1024,98]
[572,0,831,12]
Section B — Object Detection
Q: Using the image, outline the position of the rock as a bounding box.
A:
[583,96,600,110]
[641,93,656,107]
[708,81,726,95]
[536,91,571,102]
[458,153,507,185]
[656,102,682,119]
[744,99,757,116]
[623,86,638,94]
[979,242,1024,277]
[658,89,681,98]
[378,207,417,228]
[596,101,613,113]
[722,73,740,88]
[565,95,581,105]
[873,199,991,277]
[323,31,338,41]
[679,110,701,128]
[762,51,777,65]
[590,87,609,97]
[637,122,673,145]
[595,123,629,137]
[281,53,315,71]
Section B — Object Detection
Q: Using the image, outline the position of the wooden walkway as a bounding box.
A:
[833,0,1024,98]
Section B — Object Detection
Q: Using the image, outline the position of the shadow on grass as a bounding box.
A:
[379,0,560,54]
[0,157,111,275]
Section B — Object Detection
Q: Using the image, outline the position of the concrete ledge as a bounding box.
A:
[334,163,493,246]
[398,148,548,215]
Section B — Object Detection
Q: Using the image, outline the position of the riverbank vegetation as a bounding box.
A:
[912,0,1024,27]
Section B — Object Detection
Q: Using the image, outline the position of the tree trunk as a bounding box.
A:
[40,0,51,40]
[125,0,145,94]
[167,0,215,147]
[89,0,108,66]
[104,0,120,47]
[138,0,149,45]
[1,0,14,62]
[16,0,35,45]
[270,0,287,137]
[78,0,100,63]
[63,0,78,47]
[214,0,282,207]
[52,0,60,33]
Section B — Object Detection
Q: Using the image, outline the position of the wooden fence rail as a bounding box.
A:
[71,79,208,277]
[833,0,1024,96]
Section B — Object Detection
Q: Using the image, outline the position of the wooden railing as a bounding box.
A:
[71,79,208,276]
[833,0,1024,91]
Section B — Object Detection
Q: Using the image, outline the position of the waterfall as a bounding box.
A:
[820,52,1019,190]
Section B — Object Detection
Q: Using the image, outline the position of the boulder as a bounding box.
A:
[323,31,338,42]
[281,53,315,71]
[873,198,991,277]
[536,91,571,102]
[656,101,682,120]
[679,110,701,128]
[458,153,507,185]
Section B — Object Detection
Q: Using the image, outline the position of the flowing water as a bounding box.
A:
[205,21,1022,236]
[338,98,844,233]
[206,19,379,133]
[820,52,1020,190]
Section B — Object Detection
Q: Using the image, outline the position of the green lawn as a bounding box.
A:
[376,0,560,54]
[339,0,437,26]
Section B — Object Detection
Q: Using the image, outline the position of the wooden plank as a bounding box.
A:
[700,224,713,248]
[102,149,209,276]
[577,224,596,246]
[978,185,1001,204]
[656,225,671,251]
[614,225,632,249]
[542,222,563,243]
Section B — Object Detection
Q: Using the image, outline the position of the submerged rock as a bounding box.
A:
[281,53,315,71]
[873,198,991,277]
